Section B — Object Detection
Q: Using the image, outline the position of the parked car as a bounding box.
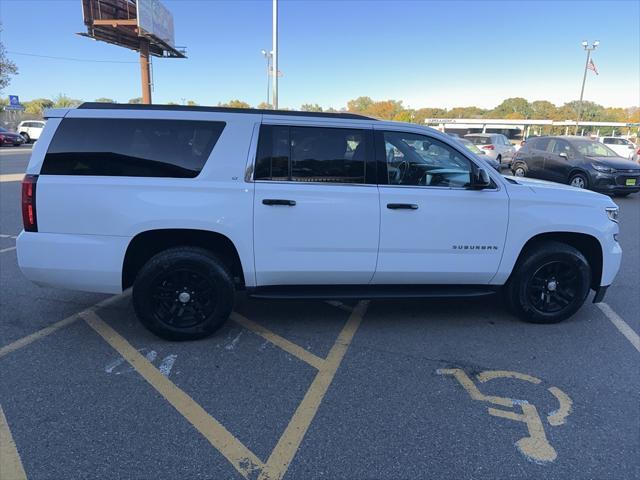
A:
[598,136,636,160]
[454,136,500,171]
[17,120,46,143]
[0,127,26,147]
[18,103,621,340]
[464,133,515,166]
[511,136,640,197]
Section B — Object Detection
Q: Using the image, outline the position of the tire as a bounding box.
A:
[132,246,235,341]
[569,172,588,189]
[504,241,591,324]
[512,162,527,177]
[20,133,30,143]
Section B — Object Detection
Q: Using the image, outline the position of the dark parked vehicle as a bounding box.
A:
[0,127,26,147]
[511,136,640,197]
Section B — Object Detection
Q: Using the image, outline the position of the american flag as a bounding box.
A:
[587,58,599,75]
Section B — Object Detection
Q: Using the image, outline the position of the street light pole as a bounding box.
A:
[575,40,599,135]
[272,0,278,110]
[261,49,272,106]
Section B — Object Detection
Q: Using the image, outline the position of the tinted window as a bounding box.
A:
[603,138,614,144]
[255,125,369,184]
[529,137,550,150]
[384,131,473,188]
[42,118,224,178]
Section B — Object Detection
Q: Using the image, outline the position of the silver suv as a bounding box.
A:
[464,133,516,166]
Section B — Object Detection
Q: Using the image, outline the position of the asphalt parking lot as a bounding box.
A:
[1,145,638,480]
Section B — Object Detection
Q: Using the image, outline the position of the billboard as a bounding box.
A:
[79,0,184,58]
[137,0,175,49]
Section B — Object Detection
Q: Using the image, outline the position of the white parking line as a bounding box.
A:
[0,246,17,254]
[596,302,640,353]
[0,234,18,239]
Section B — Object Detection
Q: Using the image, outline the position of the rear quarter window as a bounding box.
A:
[42,118,225,178]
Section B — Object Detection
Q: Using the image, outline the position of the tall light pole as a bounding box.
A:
[261,49,272,106]
[575,40,599,134]
[272,0,278,110]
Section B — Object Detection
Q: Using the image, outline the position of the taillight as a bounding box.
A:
[482,145,495,150]
[21,174,38,232]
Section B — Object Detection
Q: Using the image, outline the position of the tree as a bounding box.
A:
[0,26,18,92]
[393,110,414,123]
[95,97,115,103]
[219,99,251,108]
[186,100,199,106]
[256,102,272,109]
[53,94,82,108]
[347,96,374,113]
[530,100,557,119]
[413,107,448,125]
[23,98,54,115]
[487,97,532,119]
[366,99,405,120]
[448,106,486,118]
[557,100,604,121]
[300,103,323,112]
[128,97,143,104]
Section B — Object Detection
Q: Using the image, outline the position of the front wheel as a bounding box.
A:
[504,241,591,324]
[133,247,235,341]
[569,172,588,189]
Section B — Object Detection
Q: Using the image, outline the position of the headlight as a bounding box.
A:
[606,206,619,223]
[592,163,616,173]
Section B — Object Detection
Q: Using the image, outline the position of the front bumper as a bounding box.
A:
[591,171,640,194]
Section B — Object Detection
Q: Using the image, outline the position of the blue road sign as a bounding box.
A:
[9,95,20,106]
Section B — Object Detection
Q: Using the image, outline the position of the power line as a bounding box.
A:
[7,51,137,64]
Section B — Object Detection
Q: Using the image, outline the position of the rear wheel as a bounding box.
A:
[504,241,591,324]
[132,247,235,341]
[512,162,527,177]
[569,172,588,189]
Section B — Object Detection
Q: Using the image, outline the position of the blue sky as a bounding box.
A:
[1,0,639,109]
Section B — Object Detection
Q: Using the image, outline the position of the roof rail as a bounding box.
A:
[77,102,376,121]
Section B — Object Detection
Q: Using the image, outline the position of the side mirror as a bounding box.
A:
[559,153,568,159]
[467,168,491,189]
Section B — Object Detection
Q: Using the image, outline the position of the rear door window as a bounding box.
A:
[255,125,372,184]
[42,118,225,178]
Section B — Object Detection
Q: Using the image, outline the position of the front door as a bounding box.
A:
[373,129,509,285]
[253,123,380,286]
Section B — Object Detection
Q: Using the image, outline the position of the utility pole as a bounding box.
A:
[272,0,278,110]
[140,37,152,104]
[575,40,599,134]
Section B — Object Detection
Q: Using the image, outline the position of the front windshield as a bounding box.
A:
[573,140,619,157]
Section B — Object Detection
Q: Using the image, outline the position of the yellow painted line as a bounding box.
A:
[437,368,513,408]
[0,405,28,480]
[547,386,573,427]
[259,301,369,480]
[0,246,17,254]
[477,370,542,384]
[0,292,129,359]
[596,302,640,353]
[488,403,557,463]
[82,310,265,478]
[0,173,24,183]
[231,312,326,370]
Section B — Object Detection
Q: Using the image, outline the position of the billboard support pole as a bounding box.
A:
[272,0,278,110]
[140,37,152,104]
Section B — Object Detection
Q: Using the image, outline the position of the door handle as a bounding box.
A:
[262,199,296,206]
[387,203,418,210]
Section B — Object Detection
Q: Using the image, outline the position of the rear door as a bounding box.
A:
[543,138,574,183]
[526,137,550,178]
[253,121,380,286]
[373,127,509,285]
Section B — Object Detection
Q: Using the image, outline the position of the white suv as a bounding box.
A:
[17,104,622,340]
[598,136,636,160]
[17,120,46,143]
